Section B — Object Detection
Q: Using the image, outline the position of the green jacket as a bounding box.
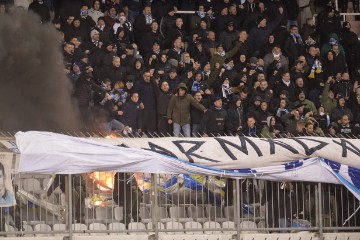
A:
[294,99,318,114]
[321,82,337,114]
[210,41,242,70]
[167,83,206,126]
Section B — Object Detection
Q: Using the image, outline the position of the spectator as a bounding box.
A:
[331,95,353,123]
[190,4,211,32]
[150,78,172,136]
[28,0,50,23]
[88,0,104,23]
[100,56,126,85]
[263,44,289,74]
[210,40,242,71]
[284,25,305,67]
[332,72,353,100]
[201,97,227,136]
[248,6,284,56]
[167,83,206,137]
[134,70,157,135]
[191,91,209,137]
[123,0,146,25]
[254,100,273,128]
[315,105,331,132]
[226,95,244,136]
[218,21,239,52]
[337,114,355,136]
[321,76,337,114]
[274,71,295,101]
[294,89,318,114]
[164,17,186,49]
[133,5,153,45]
[241,115,261,136]
[141,21,161,57]
[159,6,176,42]
[119,92,142,136]
[261,116,284,138]
[282,109,301,134]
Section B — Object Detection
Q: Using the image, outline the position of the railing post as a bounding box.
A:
[68,174,73,240]
[236,179,241,240]
[318,182,323,240]
[152,174,159,239]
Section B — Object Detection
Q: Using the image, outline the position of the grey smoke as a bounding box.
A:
[0,9,80,132]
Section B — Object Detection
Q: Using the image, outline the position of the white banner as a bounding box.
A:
[91,135,360,169]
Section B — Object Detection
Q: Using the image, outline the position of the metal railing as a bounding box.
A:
[1,134,360,239]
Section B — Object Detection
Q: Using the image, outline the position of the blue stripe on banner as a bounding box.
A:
[283,160,303,170]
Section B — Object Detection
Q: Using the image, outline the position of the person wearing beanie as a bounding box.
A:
[167,83,207,137]
[293,89,318,114]
[159,5,176,41]
[248,6,284,55]
[218,21,239,52]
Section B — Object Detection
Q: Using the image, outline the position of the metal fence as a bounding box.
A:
[1,133,360,239]
[1,172,360,238]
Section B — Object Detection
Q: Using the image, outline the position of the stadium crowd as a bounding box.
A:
[1,0,360,138]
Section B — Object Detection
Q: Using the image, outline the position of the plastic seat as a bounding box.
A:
[108,222,127,235]
[184,221,203,234]
[95,206,113,224]
[52,223,66,236]
[165,221,184,234]
[72,223,89,236]
[89,223,107,235]
[224,206,235,221]
[205,206,228,223]
[169,206,193,222]
[22,178,44,194]
[5,224,17,237]
[240,220,258,233]
[114,206,123,222]
[222,221,236,234]
[139,206,152,223]
[187,206,207,223]
[128,222,147,235]
[257,220,268,233]
[151,206,171,222]
[203,221,222,234]
[146,222,166,235]
[22,224,34,237]
[34,223,52,237]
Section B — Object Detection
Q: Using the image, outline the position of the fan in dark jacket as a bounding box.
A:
[226,95,244,136]
[201,97,227,137]
[100,57,127,85]
[119,92,143,135]
[28,0,50,23]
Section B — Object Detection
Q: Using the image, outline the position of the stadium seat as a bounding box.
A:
[34,223,52,237]
[128,222,147,235]
[203,221,222,234]
[165,221,184,234]
[22,178,44,194]
[240,220,258,233]
[53,223,66,236]
[151,206,172,222]
[187,206,207,223]
[88,222,107,235]
[169,206,193,222]
[23,224,34,237]
[139,206,152,223]
[224,205,235,221]
[222,221,236,235]
[5,224,17,237]
[72,223,89,236]
[95,206,113,224]
[146,222,166,235]
[108,222,127,235]
[257,220,268,233]
[184,221,203,234]
[205,206,228,222]
[113,206,123,222]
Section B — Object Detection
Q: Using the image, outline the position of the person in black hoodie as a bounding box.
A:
[226,95,244,136]
[28,0,50,23]
[191,91,210,137]
[201,96,227,136]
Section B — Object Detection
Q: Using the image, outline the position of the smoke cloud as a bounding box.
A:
[0,9,80,132]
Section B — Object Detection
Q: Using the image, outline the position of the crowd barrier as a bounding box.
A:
[0,133,360,240]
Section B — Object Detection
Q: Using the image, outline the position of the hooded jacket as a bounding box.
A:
[201,105,227,136]
[167,83,206,125]
[226,96,244,135]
